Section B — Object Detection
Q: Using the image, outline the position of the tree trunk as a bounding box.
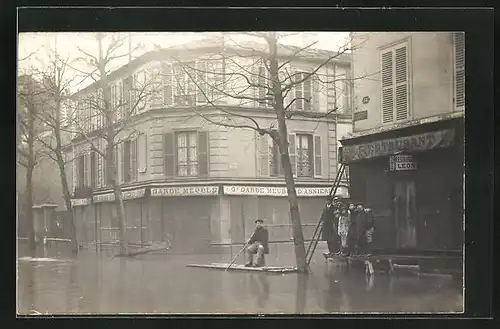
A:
[54,95,78,253]
[25,163,36,253]
[280,146,308,272]
[57,159,78,253]
[107,144,128,255]
[26,101,36,254]
[267,35,308,273]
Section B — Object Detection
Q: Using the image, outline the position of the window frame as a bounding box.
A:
[296,133,314,177]
[175,130,199,177]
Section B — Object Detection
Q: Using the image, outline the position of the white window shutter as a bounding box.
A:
[394,45,409,121]
[251,65,258,108]
[288,133,296,177]
[327,65,336,112]
[259,134,269,177]
[381,50,394,123]
[313,74,320,112]
[313,135,322,178]
[454,33,465,109]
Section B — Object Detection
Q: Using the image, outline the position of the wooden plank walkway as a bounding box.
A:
[186,263,298,273]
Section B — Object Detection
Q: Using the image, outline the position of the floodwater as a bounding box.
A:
[16,242,463,315]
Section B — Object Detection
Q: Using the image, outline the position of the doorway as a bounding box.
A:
[393,179,417,248]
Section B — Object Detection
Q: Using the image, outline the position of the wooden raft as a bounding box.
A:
[186,262,298,273]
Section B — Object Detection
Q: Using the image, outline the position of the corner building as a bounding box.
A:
[65,37,353,252]
[341,32,464,252]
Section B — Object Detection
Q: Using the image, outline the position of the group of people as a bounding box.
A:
[321,196,375,258]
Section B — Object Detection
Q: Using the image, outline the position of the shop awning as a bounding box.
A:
[340,128,455,163]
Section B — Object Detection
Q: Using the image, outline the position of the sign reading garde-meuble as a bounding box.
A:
[150,186,220,197]
[223,185,334,197]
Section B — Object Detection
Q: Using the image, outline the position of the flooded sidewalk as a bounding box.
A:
[16,243,463,315]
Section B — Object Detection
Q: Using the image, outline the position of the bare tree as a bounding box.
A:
[29,44,86,254]
[17,74,47,252]
[168,32,367,272]
[66,32,158,256]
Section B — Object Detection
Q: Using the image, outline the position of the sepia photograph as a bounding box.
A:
[17,28,466,315]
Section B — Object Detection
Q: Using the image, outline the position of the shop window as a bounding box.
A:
[163,130,209,177]
[380,41,410,123]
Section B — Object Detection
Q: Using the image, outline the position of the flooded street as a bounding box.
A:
[17,243,463,315]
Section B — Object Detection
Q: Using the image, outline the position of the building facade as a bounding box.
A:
[65,38,353,252]
[341,32,464,252]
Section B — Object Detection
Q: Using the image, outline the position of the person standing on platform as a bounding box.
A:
[351,202,367,256]
[321,197,341,257]
[338,207,351,257]
[362,205,375,256]
[245,219,269,267]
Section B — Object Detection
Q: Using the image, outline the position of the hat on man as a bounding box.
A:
[255,218,264,224]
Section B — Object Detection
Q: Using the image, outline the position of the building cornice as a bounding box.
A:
[343,111,464,142]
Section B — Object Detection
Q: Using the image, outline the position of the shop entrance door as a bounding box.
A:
[394,180,417,249]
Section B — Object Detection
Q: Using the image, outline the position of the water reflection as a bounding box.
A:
[249,274,270,309]
[16,246,463,314]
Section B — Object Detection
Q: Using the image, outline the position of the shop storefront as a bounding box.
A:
[221,185,350,244]
[340,117,464,252]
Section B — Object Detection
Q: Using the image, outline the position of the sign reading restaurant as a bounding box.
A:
[223,185,349,198]
[151,186,219,197]
[341,128,455,163]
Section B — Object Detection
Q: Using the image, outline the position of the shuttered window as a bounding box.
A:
[312,74,320,112]
[196,61,208,103]
[84,153,89,187]
[258,66,271,107]
[90,151,97,189]
[454,32,465,109]
[381,42,409,123]
[164,131,209,177]
[122,140,132,183]
[294,72,313,111]
[296,134,313,177]
[163,133,175,177]
[77,154,85,188]
[197,131,209,176]
[314,135,322,177]
[137,133,147,172]
[162,63,173,106]
[173,62,196,106]
[131,139,138,181]
[122,77,132,119]
[288,134,297,176]
[258,134,269,177]
[327,65,336,111]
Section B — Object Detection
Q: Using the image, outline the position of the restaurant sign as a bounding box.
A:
[223,185,348,198]
[341,128,455,163]
[150,186,220,197]
[389,155,417,171]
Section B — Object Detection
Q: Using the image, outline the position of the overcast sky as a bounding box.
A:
[18,32,350,92]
